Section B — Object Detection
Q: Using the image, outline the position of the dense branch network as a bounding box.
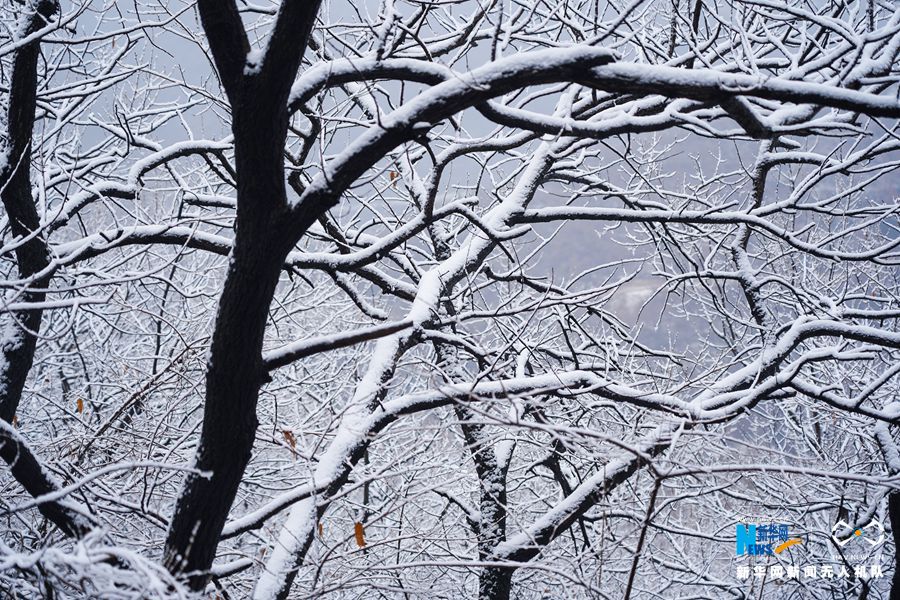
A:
[0,0,898,598]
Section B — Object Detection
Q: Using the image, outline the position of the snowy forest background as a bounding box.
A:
[1,0,899,598]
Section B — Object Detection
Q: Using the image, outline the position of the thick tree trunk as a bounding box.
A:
[480,568,514,600]
[164,101,294,588]
[162,242,284,587]
[0,0,92,539]
[163,207,291,589]
[0,0,55,425]
[453,405,513,600]
[161,0,332,588]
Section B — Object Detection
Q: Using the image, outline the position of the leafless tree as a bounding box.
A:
[0,0,899,598]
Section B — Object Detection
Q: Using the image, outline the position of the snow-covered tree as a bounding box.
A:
[1,0,899,598]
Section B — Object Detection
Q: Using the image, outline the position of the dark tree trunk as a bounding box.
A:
[0,0,92,539]
[0,425,93,536]
[453,405,513,600]
[0,0,55,425]
[162,18,310,580]
[162,110,294,586]
[162,0,323,586]
[162,241,285,586]
[480,568,514,600]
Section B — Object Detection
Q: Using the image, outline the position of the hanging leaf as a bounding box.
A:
[389,170,398,186]
[354,522,366,547]
[318,522,324,537]
[282,429,296,451]
[76,398,84,414]
[12,415,18,428]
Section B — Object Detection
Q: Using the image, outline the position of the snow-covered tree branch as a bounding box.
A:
[1,0,899,598]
